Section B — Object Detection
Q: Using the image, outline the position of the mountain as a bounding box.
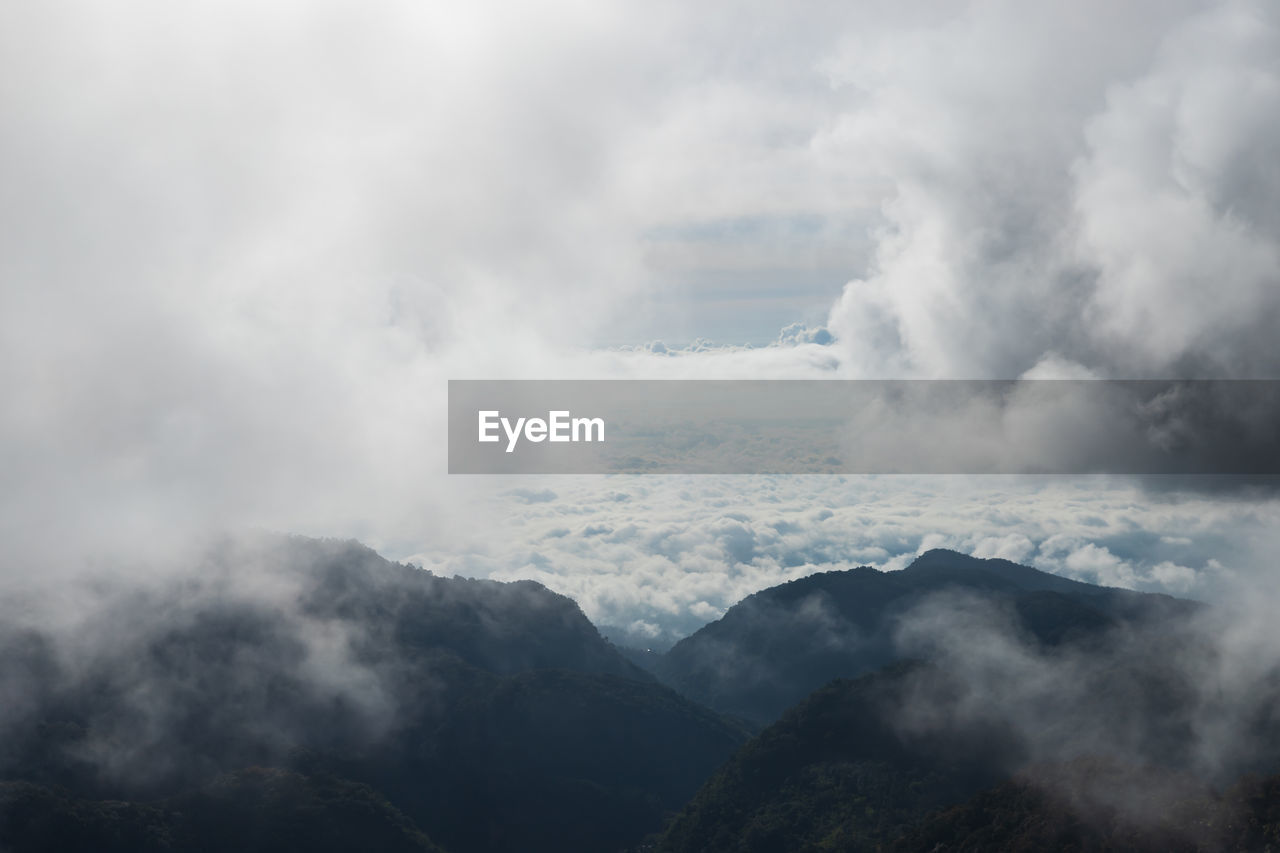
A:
[656,650,1280,853]
[0,769,446,853]
[892,760,1280,853]
[597,623,678,655]
[655,553,1280,852]
[6,540,1271,852]
[656,549,1197,723]
[0,534,748,853]
[656,664,1014,853]
[596,624,672,673]
[319,664,748,853]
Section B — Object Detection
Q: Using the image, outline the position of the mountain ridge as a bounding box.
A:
[656,549,1199,723]
[0,534,747,853]
[651,554,1278,853]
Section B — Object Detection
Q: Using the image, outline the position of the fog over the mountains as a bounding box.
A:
[2,1,1278,634]
[894,586,1276,781]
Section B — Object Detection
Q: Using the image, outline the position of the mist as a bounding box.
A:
[887,577,1280,834]
[3,1,1278,578]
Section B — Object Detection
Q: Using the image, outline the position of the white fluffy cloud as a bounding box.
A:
[416,475,1279,642]
[823,0,1280,379]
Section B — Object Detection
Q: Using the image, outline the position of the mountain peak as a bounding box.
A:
[903,548,1099,596]
[659,548,1199,724]
[908,548,1031,574]
[909,547,979,565]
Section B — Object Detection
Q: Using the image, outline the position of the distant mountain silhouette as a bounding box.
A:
[656,549,1197,723]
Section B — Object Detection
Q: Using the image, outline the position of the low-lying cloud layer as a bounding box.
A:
[423,475,1280,644]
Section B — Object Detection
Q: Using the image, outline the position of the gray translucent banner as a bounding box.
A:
[447,380,1280,475]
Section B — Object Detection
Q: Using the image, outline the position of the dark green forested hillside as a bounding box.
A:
[657,662,1280,853]
[0,535,747,853]
[654,552,1280,853]
[656,549,1198,724]
[656,665,1014,853]
[0,769,446,853]
[893,761,1280,852]
[7,540,1280,853]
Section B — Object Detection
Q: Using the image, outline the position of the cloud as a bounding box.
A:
[1,0,1278,647]
[506,488,559,505]
[424,474,1280,642]
[821,0,1280,380]
[1075,3,1280,375]
[776,322,834,346]
[885,564,1280,830]
[971,534,1035,564]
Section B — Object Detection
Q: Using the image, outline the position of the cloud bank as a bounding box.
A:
[1,1,1278,624]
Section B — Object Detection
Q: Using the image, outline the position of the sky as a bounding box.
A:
[2,0,1279,640]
